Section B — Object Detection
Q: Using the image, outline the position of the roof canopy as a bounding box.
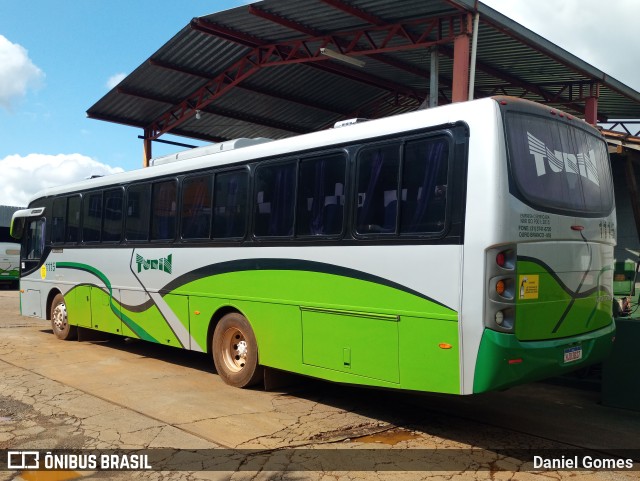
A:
[87,0,640,150]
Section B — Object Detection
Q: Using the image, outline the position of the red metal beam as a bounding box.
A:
[149,47,421,141]
[436,43,595,116]
[189,18,427,100]
[150,58,351,116]
[585,89,599,125]
[199,14,468,62]
[484,80,601,105]
[477,15,605,120]
[248,5,432,82]
[190,18,261,48]
[451,15,471,103]
[148,52,262,139]
[143,128,152,167]
[248,5,321,37]
[150,13,471,140]
[320,0,386,26]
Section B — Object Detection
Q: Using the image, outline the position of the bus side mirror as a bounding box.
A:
[10,217,25,240]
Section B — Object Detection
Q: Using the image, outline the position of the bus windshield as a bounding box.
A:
[505,112,613,217]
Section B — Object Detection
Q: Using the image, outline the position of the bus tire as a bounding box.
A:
[51,293,77,341]
[212,312,263,388]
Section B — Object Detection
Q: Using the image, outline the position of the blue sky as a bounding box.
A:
[0,1,245,206]
[0,0,638,206]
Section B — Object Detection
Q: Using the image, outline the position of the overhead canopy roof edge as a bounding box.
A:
[452,0,640,105]
[87,0,640,152]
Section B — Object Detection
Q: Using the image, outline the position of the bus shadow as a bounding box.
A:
[40,328,216,374]
[283,378,640,459]
[90,335,216,374]
[59,332,639,462]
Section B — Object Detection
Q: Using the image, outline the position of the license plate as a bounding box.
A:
[564,346,582,363]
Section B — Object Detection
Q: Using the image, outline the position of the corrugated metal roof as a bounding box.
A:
[87,0,640,147]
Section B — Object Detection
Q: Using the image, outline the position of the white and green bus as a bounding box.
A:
[11,96,616,394]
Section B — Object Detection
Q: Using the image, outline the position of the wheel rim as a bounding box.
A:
[52,302,67,332]
[220,327,249,373]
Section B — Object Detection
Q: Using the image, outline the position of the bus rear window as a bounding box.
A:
[505,112,613,216]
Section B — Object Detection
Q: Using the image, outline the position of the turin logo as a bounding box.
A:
[135,253,172,274]
[527,132,599,186]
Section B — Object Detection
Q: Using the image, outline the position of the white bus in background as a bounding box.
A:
[0,242,20,289]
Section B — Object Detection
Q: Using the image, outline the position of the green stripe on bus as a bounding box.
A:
[170,267,457,321]
[57,262,158,343]
[515,259,613,341]
[473,323,615,393]
[163,258,456,313]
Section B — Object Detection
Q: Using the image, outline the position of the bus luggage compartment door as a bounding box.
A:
[301,307,399,383]
[22,289,41,317]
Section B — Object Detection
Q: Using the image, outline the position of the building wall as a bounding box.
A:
[0,205,24,228]
[611,154,640,264]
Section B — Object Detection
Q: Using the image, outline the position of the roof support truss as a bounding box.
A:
[150,58,351,116]
[148,13,473,139]
[240,13,472,62]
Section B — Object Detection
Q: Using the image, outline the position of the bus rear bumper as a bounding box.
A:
[473,322,616,393]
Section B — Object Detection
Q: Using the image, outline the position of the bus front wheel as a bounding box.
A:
[212,313,263,388]
[51,293,77,341]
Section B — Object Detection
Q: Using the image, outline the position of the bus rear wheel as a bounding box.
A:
[212,313,263,388]
[51,293,77,341]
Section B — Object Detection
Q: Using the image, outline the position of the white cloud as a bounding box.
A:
[0,153,124,206]
[482,0,640,91]
[106,72,127,90]
[0,35,44,111]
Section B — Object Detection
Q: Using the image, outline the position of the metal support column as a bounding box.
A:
[585,84,600,125]
[452,14,472,103]
[468,12,480,100]
[429,47,439,108]
[143,129,152,168]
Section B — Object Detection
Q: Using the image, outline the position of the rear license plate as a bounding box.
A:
[563,346,582,363]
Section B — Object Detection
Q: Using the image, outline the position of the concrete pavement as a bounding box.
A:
[0,289,638,480]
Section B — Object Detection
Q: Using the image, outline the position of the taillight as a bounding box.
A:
[486,245,517,333]
[496,248,515,270]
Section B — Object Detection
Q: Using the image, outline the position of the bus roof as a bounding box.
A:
[28,96,600,204]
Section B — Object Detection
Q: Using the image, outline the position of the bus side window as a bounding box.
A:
[103,188,124,243]
[355,143,400,235]
[400,138,449,234]
[182,174,212,239]
[66,195,81,243]
[83,192,103,242]
[126,183,151,241]
[296,154,346,236]
[26,218,45,260]
[151,180,177,241]
[254,162,296,238]
[213,170,248,239]
[52,197,66,243]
